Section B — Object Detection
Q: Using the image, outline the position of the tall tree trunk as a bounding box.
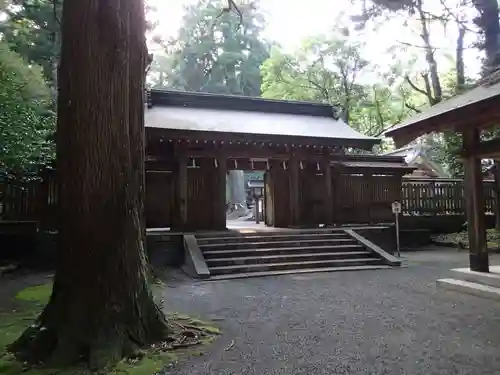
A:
[472,0,500,229]
[472,0,500,70]
[50,0,60,104]
[9,0,169,369]
[456,23,466,92]
[492,162,500,230]
[415,0,442,104]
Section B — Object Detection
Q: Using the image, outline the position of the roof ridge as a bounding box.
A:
[148,89,341,119]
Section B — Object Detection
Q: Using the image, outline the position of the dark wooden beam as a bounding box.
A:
[147,143,406,165]
[146,127,378,150]
[289,155,301,226]
[216,155,227,229]
[226,159,269,171]
[179,146,329,161]
[324,159,333,225]
[462,128,489,272]
[460,136,500,159]
[178,152,188,229]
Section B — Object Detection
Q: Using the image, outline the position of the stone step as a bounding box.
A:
[205,251,372,267]
[200,238,357,251]
[209,264,392,280]
[196,229,347,239]
[197,232,349,245]
[203,244,364,258]
[209,257,383,275]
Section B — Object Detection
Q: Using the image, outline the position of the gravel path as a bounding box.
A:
[162,249,500,375]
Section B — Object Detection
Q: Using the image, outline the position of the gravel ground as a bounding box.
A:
[161,249,500,375]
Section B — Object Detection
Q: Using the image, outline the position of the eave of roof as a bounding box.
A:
[384,69,500,146]
[146,89,380,150]
[336,160,416,171]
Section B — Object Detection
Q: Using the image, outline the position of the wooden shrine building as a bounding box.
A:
[144,89,414,232]
[385,69,500,272]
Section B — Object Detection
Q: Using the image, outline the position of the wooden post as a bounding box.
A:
[215,155,227,230]
[264,171,270,226]
[463,128,489,272]
[178,152,188,230]
[254,195,260,224]
[366,173,374,223]
[492,161,500,230]
[289,155,300,227]
[324,159,333,226]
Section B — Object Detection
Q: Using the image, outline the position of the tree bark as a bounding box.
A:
[456,23,466,92]
[492,161,500,230]
[472,0,500,70]
[472,0,500,229]
[9,0,169,369]
[416,0,442,104]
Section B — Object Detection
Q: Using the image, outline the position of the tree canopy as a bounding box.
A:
[3,0,500,176]
[0,42,54,177]
[0,0,61,84]
[260,33,413,141]
[150,0,269,96]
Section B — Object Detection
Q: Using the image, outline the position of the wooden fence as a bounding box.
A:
[401,178,496,216]
[0,171,57,228]
[1,175,497,230]
[334,174,401,224]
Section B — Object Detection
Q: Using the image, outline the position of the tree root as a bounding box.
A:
[7,300,172,371]
[7,310,219,372]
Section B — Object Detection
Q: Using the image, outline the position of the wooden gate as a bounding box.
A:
[145,171,173,228]
[185,165,226,231]
[264,172,274,226]
[299,169,327,225]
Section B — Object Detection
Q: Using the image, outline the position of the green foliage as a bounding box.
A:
[260,32,411,141]
[433,228,500,250]
[0,42,55,176]
[0,0,61,83]
[440,132,464,177]
[354,0,500,173]
[150,0,269,96]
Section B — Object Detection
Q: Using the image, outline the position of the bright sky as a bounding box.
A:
[147,0,483,78]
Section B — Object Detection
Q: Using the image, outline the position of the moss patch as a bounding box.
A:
[432,228,500,251]
[0,283,219,375]
[15,283,53,303]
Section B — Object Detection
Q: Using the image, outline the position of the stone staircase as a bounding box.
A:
[186,229,400,280]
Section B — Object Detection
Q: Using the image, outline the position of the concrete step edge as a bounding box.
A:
[205,251,372,263]
[208,265,393,280]
[197,233,349,242]
[199,238,355,248]
[202,244,363,255]
[209,257,381,271]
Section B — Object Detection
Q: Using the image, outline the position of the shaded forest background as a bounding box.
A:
[1,0,499,179]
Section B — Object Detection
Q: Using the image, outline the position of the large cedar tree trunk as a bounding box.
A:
[472,0,500,69]
[472,0,500,229]
[9,0,169,369]
[492,162,500,230]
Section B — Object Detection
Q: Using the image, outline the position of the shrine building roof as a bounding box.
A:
[145,89,380,150]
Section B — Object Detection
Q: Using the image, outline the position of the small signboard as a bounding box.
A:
[392,201,402,214]
[392,201,401,257]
